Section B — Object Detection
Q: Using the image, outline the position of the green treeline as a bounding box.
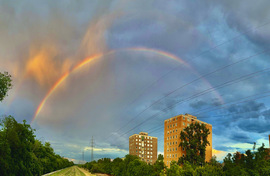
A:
[0,72,73,175]
[0,116,74,176]
[81,145,270,176]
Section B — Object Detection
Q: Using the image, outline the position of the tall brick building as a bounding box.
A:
[129,132,158,164]
[164,114,212,167]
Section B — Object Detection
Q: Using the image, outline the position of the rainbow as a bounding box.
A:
[32,47,223,123]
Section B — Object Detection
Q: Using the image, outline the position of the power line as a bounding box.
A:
[107,48,270,141]
[105,19,270,141]
[116,66,270,138]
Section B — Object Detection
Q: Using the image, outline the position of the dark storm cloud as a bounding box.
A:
[207,0,270,48]
[262,109,270,119]
[227,101,265,113]
[151,97,180,114]
[215,146,239,152]
[230,132,253,144]
[1,0,270,162]
[237,118,270,134]
[189,100,208,109]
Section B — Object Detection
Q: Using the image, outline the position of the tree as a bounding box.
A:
[0,72,12,102]
[178,122,210,165]
[153,154,166,176]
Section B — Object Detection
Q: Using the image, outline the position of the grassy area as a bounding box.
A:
[48,166,94,176]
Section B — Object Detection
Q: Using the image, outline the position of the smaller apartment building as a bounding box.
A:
[129,132,158,164]
[164,114,212,167]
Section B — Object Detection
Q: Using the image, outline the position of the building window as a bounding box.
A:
[176,117,177,120]
[183,117,185,120]
[176,147,177,151]
[173,130,174,133]
[168,126,169,128]
[183,147,185,151]
[172,154,174,158]
[176,123,177,126]
[183,122,185,126]
[176,154,177,158]
[187,118,190,122]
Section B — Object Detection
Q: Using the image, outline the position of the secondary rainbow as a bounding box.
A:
[32,47,223,123]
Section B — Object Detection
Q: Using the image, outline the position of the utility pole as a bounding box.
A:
[91,136,94,162]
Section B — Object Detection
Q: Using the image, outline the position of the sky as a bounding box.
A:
[1,0,270,163]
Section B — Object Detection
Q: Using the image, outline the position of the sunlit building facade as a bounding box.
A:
[164,114,212,167]
[129,132,158,164]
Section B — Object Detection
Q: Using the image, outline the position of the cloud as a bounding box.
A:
[227,101,265,113]
[25,45,73,88]
[207,0,270,48]
[190,100,208,109]
[1,0,270,163]
[237,118,270,134]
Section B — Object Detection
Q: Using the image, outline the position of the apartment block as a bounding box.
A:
[164,114,212,167]
[129,132,158,164]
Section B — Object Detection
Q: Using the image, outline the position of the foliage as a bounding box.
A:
[0,72,73,175]
[223,144,270,176]
[178,122,210,165]
[81,154,167,176]
[0,71,12,102]
[81,144,270,176]
[0,116,74,176]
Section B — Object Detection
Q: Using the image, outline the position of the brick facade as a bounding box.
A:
[164,114,212,167]
[129,132,158,164]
